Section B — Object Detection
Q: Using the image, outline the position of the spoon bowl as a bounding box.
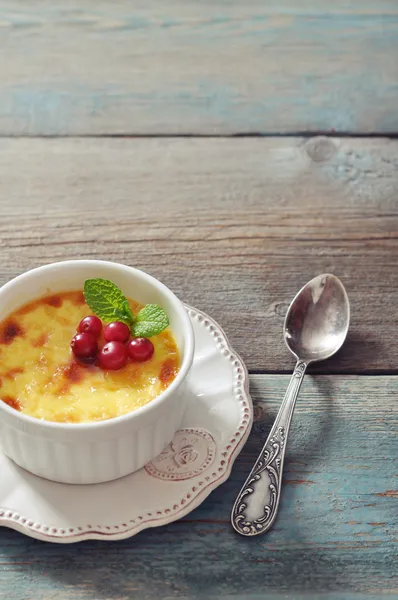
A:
[284,273,350,363]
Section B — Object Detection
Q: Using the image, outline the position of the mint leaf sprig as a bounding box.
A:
[84,278,169,338]
[84,278,134,326]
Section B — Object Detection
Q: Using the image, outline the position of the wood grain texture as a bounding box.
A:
[1,0,398,135]
[0,375,396,599]
[0,136,397,373]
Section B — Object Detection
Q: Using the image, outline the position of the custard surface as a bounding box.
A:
[0,292,180,423]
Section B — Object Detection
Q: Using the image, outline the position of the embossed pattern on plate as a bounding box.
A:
[0,305,252,543]
[145,428,217,481]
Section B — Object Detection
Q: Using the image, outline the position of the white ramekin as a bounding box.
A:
[0,260,195,484]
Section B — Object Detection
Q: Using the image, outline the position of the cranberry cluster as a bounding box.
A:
[71,315,154,370]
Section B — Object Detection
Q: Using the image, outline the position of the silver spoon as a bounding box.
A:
[231,274,350,536]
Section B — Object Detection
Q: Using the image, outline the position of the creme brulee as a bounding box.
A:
[0,291,180,423]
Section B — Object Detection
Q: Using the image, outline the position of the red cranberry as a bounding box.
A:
[104,321,130,343]
[127,338,154,362]
[78,315,102,338]
[71,333,98,361]
[98,341,128,370]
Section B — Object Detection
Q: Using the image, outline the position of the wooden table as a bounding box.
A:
[0,2,397,599]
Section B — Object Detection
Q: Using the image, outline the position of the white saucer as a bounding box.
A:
[0,305,252,543]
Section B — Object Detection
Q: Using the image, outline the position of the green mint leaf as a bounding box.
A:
[132,304,169,338]
[84,278,134,325]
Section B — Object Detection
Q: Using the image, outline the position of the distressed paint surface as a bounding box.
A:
[0,1,397,135]
[0,136,397,372]
[0,376,396,599]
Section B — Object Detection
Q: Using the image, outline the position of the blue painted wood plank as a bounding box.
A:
[0,375,396,599]
[0,1,397,134]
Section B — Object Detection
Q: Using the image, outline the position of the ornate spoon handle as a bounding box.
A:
[231,360,307,536]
